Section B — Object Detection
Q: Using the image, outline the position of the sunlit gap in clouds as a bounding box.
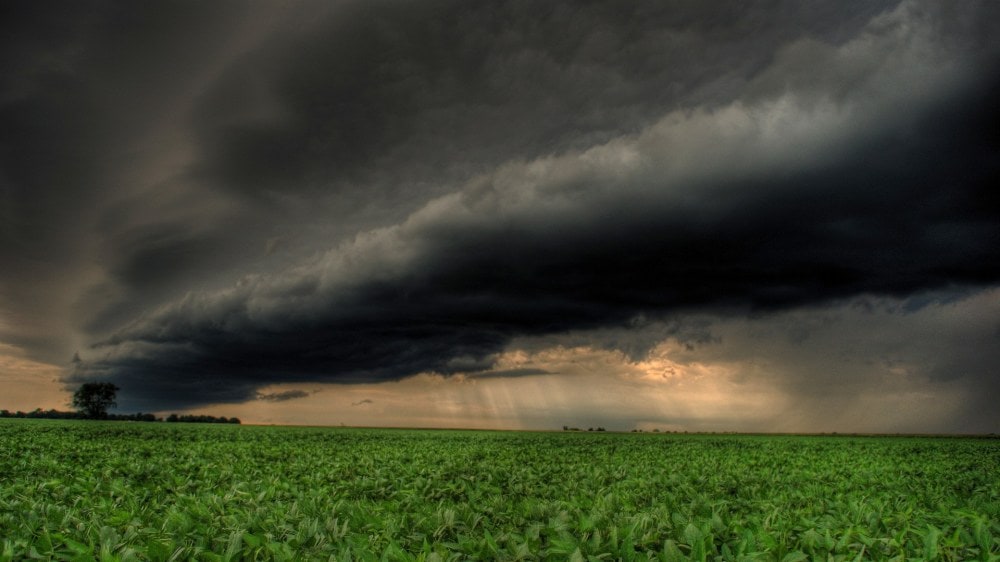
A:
[173,341,788,431]
[629,342,787,432]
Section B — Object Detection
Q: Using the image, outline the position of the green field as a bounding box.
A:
[1,420,998,561]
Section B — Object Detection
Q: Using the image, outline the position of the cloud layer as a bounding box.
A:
[2,1,998,426]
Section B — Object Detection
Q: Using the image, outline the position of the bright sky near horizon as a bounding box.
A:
[1,0,998,432]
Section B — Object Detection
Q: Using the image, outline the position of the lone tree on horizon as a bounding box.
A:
[72,382,119,419]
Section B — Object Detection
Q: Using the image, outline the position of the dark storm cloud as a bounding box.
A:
[257,389,311,402]
[190,0,897,207]
[467,369,552,380]
[81,67,1000,411]
[0,0,265,360]
[5,1,997,414]
[1,2,110,357]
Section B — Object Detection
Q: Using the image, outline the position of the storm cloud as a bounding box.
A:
[256,389,312,402]
[2,1,998,426]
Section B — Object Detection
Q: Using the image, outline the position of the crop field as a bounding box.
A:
[1,420,998,561]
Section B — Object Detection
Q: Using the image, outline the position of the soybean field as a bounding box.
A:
[1,419,998,561]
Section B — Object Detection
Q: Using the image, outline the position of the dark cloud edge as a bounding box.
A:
[70,57,1000,412]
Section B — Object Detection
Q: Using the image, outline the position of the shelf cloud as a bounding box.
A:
[2,1,997,429]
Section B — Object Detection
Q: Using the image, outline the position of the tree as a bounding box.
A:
[72,382,119,419]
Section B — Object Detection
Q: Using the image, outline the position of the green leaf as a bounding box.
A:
[267,541,295,560]
[143,541,171,562]
[242,533,262,549]
[800,529,823,549]
[483,528,498,555]
[924,524,940,561]
[683,523,702,545]
[53,534,91,555]
[671,513,687,527]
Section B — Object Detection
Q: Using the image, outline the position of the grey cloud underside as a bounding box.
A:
[256,389,312,402]
[468,369,553,380]
[194,1,894,205]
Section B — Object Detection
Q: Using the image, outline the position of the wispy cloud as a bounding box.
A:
[257,390,312,402]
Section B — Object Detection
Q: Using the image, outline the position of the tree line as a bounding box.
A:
[0,409,240,424]
[1,382,240,424]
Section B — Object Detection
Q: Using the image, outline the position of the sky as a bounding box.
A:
[1,0,998,433]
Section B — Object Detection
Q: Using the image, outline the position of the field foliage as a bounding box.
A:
[1,419,998,561]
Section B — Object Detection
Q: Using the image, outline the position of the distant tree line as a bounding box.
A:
[0,408,240,424]
[562,426,606,432]
[1,382,239,424]
[164,413,241,424]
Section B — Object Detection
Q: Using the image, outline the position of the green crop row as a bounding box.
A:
[1,419,998,561]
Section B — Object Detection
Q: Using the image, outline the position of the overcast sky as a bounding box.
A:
[2,0,998,432]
